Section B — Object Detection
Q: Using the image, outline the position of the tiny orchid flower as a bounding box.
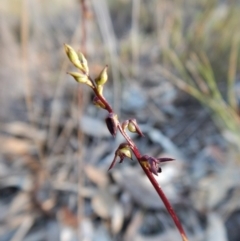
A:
[108,143,132,170]
[140,155,174,176]
[121,119,144,137]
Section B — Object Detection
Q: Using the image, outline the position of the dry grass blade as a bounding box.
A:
[227,34,239,111]
[21,0,32,124]
[10,215,34,241]
[131,0,140,76]
[185,59,210,95]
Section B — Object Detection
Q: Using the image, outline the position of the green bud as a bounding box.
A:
[78,52,89,74]
[67,72,93,88]
[64,44,82,69]
[95,65,108,86]
[67,72,87,82]
[64,44,89,74]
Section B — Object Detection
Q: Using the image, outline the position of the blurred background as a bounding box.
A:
[0,0,240,240]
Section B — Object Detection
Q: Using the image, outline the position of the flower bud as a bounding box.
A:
[64,44,82,69]
[67,72,93,87]
[105,113,118,137]
[78,52,89,74]
[95,65,108,86]
[93,96,106,109]
[64,44,89,74]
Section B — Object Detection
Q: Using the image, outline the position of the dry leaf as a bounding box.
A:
[0,136,35,155]
[2,121,46,144]
[113,167,164,209]
[91,188,116,219]
[58,207,78,229]
[85,165,109,188]
[111,203,124,234]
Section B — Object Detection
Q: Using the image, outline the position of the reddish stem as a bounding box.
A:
[88,76,188,241]
[124,131,188,241]
[140,163,188,241]
[88,76,113,113]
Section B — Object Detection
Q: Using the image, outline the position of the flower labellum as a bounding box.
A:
[116,143,133,162]
[127,119,144,137]
[105,113,118,137]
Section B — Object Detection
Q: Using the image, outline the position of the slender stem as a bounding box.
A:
[118,125,135,147]
[88,75,113,113]
[140,164,188,241]
[120,128,189,241]
[86,74,189,241]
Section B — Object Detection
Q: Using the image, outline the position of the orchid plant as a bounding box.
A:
[64,44,188,241]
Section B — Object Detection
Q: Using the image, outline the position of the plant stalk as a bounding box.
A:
[90,81,188,241]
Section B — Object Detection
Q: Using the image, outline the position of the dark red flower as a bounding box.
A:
[140,155,174,176]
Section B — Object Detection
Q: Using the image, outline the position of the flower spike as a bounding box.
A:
[65,45,189,240]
